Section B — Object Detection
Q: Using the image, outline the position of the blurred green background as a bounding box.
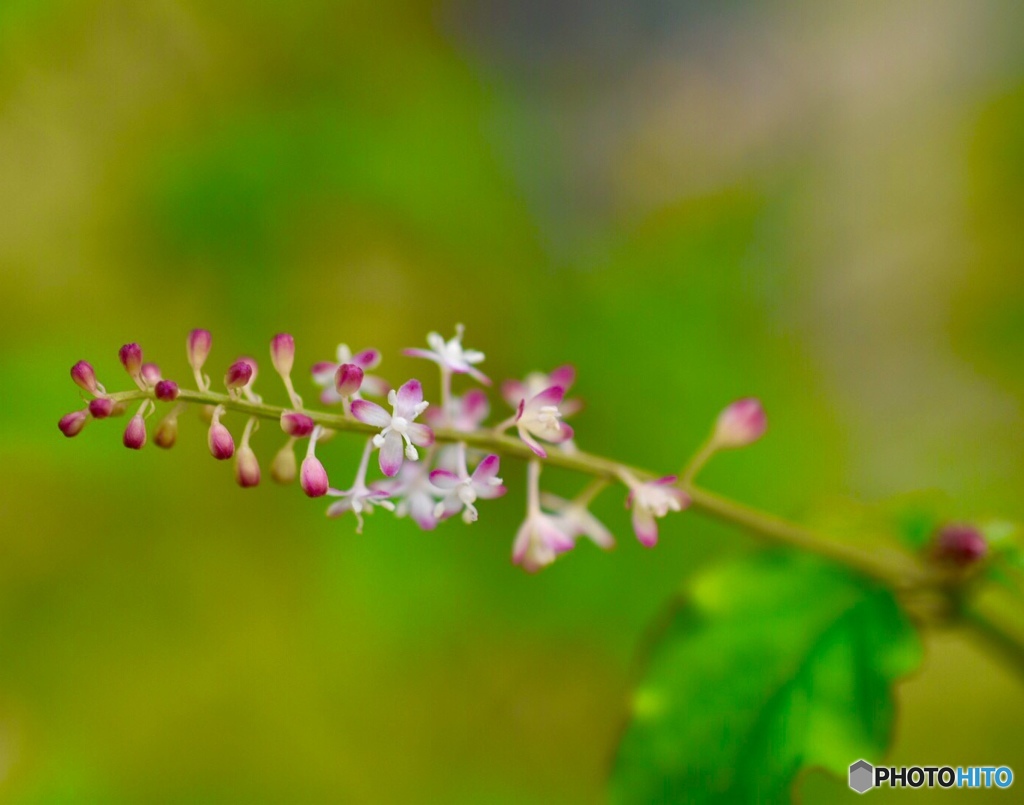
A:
[2,0,1024,802]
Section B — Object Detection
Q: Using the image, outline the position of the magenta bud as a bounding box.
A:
[713,398,767,448]
[188,329,212,370]
[224,359,254,390]
[119,343,143,378]
[934,524,988,567]
[239,356,259,382]
[155,380,180,401]
[271,443,297,484]
[335,363,364,397]
[123,413,147,449]
[271,333,295,377]
[154,416,178,449]
[88,398,115,419]
[235,445,261,488]
[208,422,235,460]
[301,456,329,497]
[280,411,316,438]
[71,360,99,395]
[141,362,162,386]
[59,410,89,437]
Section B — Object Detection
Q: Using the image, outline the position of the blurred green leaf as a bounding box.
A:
[611,552,922,804]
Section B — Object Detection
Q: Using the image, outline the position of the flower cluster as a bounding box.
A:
[59,325,767,572]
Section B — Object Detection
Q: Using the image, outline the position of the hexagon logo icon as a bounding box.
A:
[849,760,874,794]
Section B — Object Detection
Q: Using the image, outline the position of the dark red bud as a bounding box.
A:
[155,380,180,401]
[88,398,115,419]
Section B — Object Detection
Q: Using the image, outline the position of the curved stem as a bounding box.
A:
[105,385,1024,679]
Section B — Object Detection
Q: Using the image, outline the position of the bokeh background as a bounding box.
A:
[2,0,1024,801]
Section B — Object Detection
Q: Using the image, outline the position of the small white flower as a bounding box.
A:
[403,324,490,385]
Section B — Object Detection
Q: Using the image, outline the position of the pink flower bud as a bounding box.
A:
[141,362,162,386]
[71,361,99,395]
[154,415,178,449]
[58,410,89,437]
[280,411,316,438]
[224,360,253,390]
[712,398,767,448]
[271,333,295,377]
[301,455,329,497]
[119,343,143,379]
[235,444,261,488]
[933,524,987,567]
[88,398,115,419]
[155,380,179,401]
[188,329,212,370]
[239,356,259,383]
[271,443,297,484]
[335,363,364,397]
[123,413,147,449]
[208,421,235,460]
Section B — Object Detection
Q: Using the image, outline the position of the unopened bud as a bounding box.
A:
[271,442,297,484]
[141,362,162,386]
[154,415,178,449]
[71,361,99,395]
[208,422,235,460]
[123,413,147,449]
[188,329,212,370]
[301,456,329,497]
[119,343,143,380]
[59,410,89,437]
[88,398,115,419]
[235,444,261,488]
[271,333,295,377]
[224,360,254,390]
[155,380,179,401]
[933,523,988,567]
[712,398,767,448]
[335,363,364,397]
[280,411,315,438]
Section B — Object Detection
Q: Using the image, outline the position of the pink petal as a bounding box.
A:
[351,399,391,428]
[379,431,404,477]
[406,422,434,447]
[475,483,506,500]
[632,507,659,548]
[428,469,461,490]
[501,380,527,408]
[560,398,584,418]
[395,379,424,418]
[517,426,548,458]
[320,387,344,405]
[311,362,338,385]
[547,422,574,444]
[402,348,439,362]
[466,365,492,386]
[471,454,501,483]
[514,398,525,422]
[436,494,464,520]
[525,385,565,414]
[462,389,490,421]
[512,520,532,564]
[539,518,575,553]
[654,475,679,486]
[326,498,353,517]
[548,365,576,390]
[359,375,391,398]
[353,348,381,370]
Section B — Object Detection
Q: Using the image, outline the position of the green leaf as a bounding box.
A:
[611,553,922,805]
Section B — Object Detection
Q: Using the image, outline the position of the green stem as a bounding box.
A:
[104,385,1024,679]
